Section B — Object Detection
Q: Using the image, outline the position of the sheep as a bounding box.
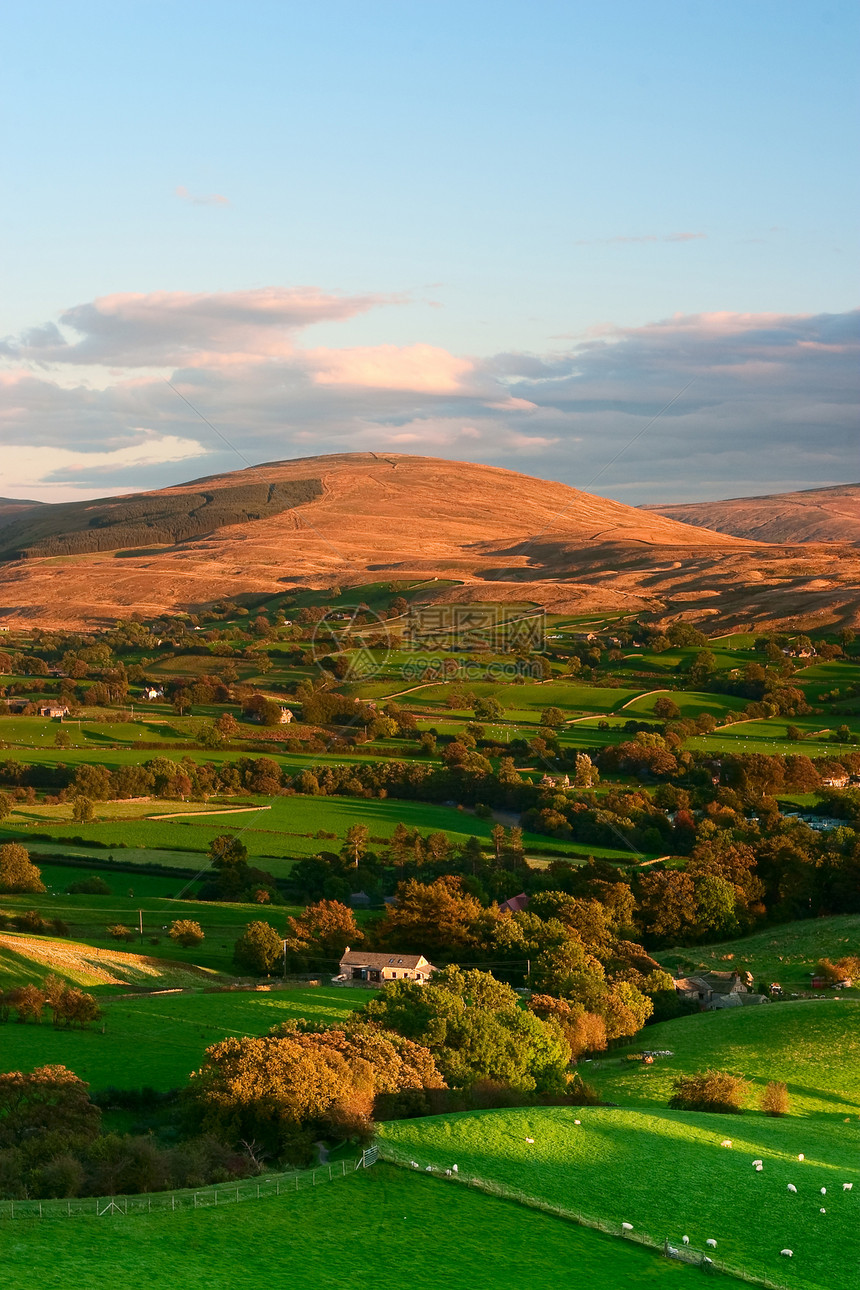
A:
[755,1164,763,1172]
[780,1250,793,1258]
[452,1164,458,1173]
[574,1119,581,1125]
[622,1222,634,1232]
[820,1187,827,1195]
[410,1160,419,1169]
[798,1153,805,1161]
[525,1137,535,1144]
[843,1183,853,1191]
[787,1184,797,1193]
[820,1208,826,1214]
[667,1246,679,1257]
[425,1165,432,1172]
[682,1236,690,1245]
[702,1257,713,1267]
[720,1139,732,1148]
[706,1239,717,1249]
[751,1159,763,1168]
[445,1169,452,1177]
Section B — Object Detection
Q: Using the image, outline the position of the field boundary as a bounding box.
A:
[379,1146,791,1290]
[0,1151,376,1221]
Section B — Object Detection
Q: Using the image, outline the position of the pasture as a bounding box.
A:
[0,986,372,1090]
[0,1163,718,1290]
[380,1106,859,1290]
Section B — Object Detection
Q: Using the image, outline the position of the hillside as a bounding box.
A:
[644,482,860,545]
[2,452,860,630]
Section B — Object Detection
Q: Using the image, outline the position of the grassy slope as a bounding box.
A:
[380,1107,860,1290]
[583,1001,860,1117]
[655,915,860,993]
[0,1164,715,1290]
[0,987,372,1089]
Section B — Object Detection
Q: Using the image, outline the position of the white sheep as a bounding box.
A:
[752,1159,763,1168]
[425,1165,432,1172]
[445,1169,452,1177]
[780,1250,793,1258]
[703,1257,713,1267]
[682,1236,690,1245]
[622,1222,633,1232]
[820,1207,826,1214]
[843,1183,853,1191]
[574,1119,581,1125]
[452,1164,458,1173]
[798,1153,805,1161]
[706,1238,717,1248]
[755,1164,763,1172]
[410,1160,419,1169]
[787,1184,797,1193]
[720,1139,732,1148]
[821,1187,827,1195]
[667,1246,679,1257]
[525,1137,535,1144]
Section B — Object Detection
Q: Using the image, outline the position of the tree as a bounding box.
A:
[72,796,95,823]
[654,695,681,720]
[761,1081,789,1116]
[473,696,504,721]
[209,834,249,866]
[0,843,45,894]
[540,707,565,729]
[285,900,362,961]
[54,727,71,748]
[341,824,370,867]
[669,1069,749,1113]
[376,877,484,958]
[215,712,240,740]
[169,920,205,948]
[233,921,284,975]
[71,763,113,801]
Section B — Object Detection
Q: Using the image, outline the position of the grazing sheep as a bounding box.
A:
[751,1159,763,1168]
[703,1257,713,1267]
[410,1161,419,1169]
[525,1137,534,1144]
[843,1183,853,1191]
[780,1250,793,1258]
[706,1239,717,1248]
[787,1184,797,1193]
[821,1187,827,1195]
[820,1208,826,1214]
[720,1139,732,1148]
[574,1119,581,1125]
[425,1165,432,1172]
[682,1236,690,1245]
[445,1169,452,1177]
[452,1164,458,1173]
[622,1222,633,1232]
[798,1153,805,1161]
[755,1164,763,1172]
[667,1246,679,1257]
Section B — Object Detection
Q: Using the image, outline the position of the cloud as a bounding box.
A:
[0,293,857,505]
[1,287,401,369]
[309,343,473,393]
[0,432,208,502]
[175,185,230,207]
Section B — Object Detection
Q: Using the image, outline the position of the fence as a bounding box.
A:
[379,1146,792,1290]
[0,1150,378,1222]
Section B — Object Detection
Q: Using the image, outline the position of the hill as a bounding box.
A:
[2,452,860,630]
[0,496,44,527]
[644,482,860,545]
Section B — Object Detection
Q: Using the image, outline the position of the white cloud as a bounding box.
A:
[1,433,208,502]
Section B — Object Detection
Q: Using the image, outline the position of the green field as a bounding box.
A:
[0,1163,719,1290]
[656,915,860,993]
[381,1106,859,1290]
[584,1001,860,1118]
[0,986,372,1090]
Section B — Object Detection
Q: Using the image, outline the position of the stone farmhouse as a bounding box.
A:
[674,969,768,1010]
[334,948,436,986]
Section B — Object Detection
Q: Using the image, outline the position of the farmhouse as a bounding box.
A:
[143,686,164,701]
[674,970,767,1009]
[38,704,69,719]
[499,892,529,915]
[334,948,436,985]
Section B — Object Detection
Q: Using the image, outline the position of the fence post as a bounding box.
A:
[39,1202,42,1218]
[276,1180,279,1196]
[329,1165,332,1180]
[172,1195,175,1211]
[313,1172,316,1186]
[256,1183,260,1199]
[342,1160,345,1177]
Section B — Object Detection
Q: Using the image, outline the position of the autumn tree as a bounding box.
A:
[169,920,205,948]
[375,877,484,958]
[761,1081,790,1116]
[0,843,46,894]
[285,900,362,963]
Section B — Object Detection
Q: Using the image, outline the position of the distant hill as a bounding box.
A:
[1,452,859,631]
[0,497,45,528]
[643,482,860,544]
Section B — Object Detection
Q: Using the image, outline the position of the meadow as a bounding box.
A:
[380,1106,858,1290]
[0,1163,718,1290]
[0,986,372,1090]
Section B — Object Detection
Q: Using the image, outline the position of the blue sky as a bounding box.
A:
[1,1,857,503]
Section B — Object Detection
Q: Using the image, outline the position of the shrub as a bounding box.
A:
[761,1080,790,1116]
[168,919,205,948]
[107,924,133,942]
[66,876,111,895]
[668,1069,749,1114]
[0,842,45,894]
[14,910,49,934]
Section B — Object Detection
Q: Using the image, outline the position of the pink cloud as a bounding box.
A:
[175,185,230,207]
[309,343,473,393]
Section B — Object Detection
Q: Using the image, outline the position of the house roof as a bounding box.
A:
[674,975,712,993]
[499,893,529,914]
[702,970,748,994]
[340,949,431,970]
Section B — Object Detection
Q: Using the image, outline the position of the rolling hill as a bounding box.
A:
[644,482,860,545]
[1,452,859,630]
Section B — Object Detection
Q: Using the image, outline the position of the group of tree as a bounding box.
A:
[0,976,100,1028]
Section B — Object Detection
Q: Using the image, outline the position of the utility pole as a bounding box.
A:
[139,909,143,942]
[282,940,287,979]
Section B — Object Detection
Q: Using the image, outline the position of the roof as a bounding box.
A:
[340,950,432,970]
[702,970,748,995]
[499,893,529,914]
[674,975,712,993]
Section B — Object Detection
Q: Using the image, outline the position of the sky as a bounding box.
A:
[1,0,857,505]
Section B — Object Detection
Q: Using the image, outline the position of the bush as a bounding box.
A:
[66,876,111,895]
[168,919,205,948]
[669,1069,749,1114]
[107,924,133,942]
[761,1080,790,1116]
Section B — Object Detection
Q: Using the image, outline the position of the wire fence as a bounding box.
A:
[0,1150,377,1221]
[379,1146,792,1290]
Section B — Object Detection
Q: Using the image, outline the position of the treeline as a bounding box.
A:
[0,976,99,1028]
[0,478,322,560]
